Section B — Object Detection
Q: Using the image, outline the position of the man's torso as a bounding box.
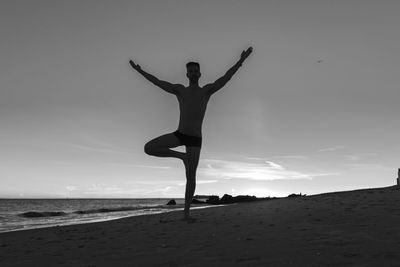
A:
[175,85,211,138]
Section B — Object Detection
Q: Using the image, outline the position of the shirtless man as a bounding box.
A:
[129,47,253,220]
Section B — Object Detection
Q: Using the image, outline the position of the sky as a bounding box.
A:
[1,0,399,198]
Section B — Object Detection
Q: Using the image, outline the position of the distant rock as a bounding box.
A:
[20,211,67,218]
[192,198,206,204]
[166,199,176,205]
[203,194,279,205]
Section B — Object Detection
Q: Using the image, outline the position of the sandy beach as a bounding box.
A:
[1,186,400,266]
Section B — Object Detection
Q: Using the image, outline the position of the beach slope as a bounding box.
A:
[1,186,400,266]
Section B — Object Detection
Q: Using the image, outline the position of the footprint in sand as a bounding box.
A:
[343,252,360,258]
[236,257,260,263]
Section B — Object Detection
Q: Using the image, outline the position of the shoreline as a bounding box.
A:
[0,209,178,234]
[1,186,400,266]
[0,204,222,234]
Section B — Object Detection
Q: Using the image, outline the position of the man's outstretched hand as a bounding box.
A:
[129,60,141,71]
[240,47,253,61]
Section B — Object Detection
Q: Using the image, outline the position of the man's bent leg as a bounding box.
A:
[144,133,185,161]
[184,146,201,220]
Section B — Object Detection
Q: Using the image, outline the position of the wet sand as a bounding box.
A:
[1,186,400,266]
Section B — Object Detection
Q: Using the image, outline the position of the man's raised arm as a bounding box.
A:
[129,60,182,95]
[204,47,253,96]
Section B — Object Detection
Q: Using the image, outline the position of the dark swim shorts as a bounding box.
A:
[173,130,202,147]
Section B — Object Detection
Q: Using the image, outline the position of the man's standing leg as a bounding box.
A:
[183,146,201,220]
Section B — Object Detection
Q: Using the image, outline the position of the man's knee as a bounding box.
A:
[185,165,197,179]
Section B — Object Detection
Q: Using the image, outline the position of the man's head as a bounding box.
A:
[186,62,201,83]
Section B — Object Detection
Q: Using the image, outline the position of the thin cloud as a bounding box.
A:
[246,157,267,160]
[50,140,136,156]
[104,162,172,170]
[132,164,171,169]
[74,183,138,197]
[88,183,123,192]
[68,143,134,155]
[198,158,333,181]
[272,155,309,160]
[344,155,360,161]
[197,180,219,184]
[318,146,345,152]
[344,153,377,161]
[265,161,284,170]
[66,186,78,191]
[249,155,309,161]
[141,186,177,197]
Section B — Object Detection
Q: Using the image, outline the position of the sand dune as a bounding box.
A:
[1,186,400,266]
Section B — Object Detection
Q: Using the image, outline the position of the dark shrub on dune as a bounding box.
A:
[206,195,220,205]
[220,194,235,204]
[287,193,306,198]
[234,195,258,202]
[192,199,206,204]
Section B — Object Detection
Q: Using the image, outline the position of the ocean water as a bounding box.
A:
[0,198,189,233]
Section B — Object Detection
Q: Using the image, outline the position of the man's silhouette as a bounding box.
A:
[129,47,253,220]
